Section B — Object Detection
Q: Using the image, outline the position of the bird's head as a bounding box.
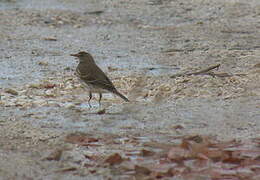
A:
[70,51,95,63]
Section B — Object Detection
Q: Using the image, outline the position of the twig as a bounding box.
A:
[220,30,254,34]
[205,72,232,77]
[170,64,221,78]
[186,64,220,75]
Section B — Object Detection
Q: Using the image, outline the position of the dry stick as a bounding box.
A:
[186,64,220,75]
[170,64,221,78]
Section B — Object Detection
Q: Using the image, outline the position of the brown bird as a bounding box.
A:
[70,51,129,107]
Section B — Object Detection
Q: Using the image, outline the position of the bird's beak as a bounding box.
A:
[70,53,79,57]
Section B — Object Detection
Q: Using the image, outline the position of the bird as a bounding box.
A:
[70,51,129,107]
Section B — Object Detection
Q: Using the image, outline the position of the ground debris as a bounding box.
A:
[43,149,63,161]
[105,153,124,166]
[67,135,259,179]
[96,108,106,115]
[170,64,221,78]
[43,37,57,41]
[5,88,19,95]
[84,10,104,15]
[54,167,77,173]
[65,133,100,146]
[253,63,260,68]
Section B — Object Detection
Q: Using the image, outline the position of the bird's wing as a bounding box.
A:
[78,65,117,92]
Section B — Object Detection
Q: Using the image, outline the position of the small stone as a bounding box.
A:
[38,61,49,66]
[64,103,75,109]
[44,149,63,161]
[43,37,57,41]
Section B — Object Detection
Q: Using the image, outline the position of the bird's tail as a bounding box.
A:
[114,90,130,102]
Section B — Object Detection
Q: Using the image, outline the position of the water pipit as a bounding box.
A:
[70,51,129,107]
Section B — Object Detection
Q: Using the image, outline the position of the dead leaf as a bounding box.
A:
[97,109,106,115]
[165,167,183,177]
[105,153,123,165]
[140,149,155,157]
[167,146,191,161]
[89,169,97,174]
[253,63,260,68]
[134,165,151,175]
[44,84,56,89]
[201,148,228,162]
[84,154,101,162]
[65,133,99,145]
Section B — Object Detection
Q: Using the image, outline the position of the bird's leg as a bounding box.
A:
[88,91,92,108]
[98,92,102,107]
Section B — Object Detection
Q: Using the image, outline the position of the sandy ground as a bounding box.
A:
[0,0,259,179]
